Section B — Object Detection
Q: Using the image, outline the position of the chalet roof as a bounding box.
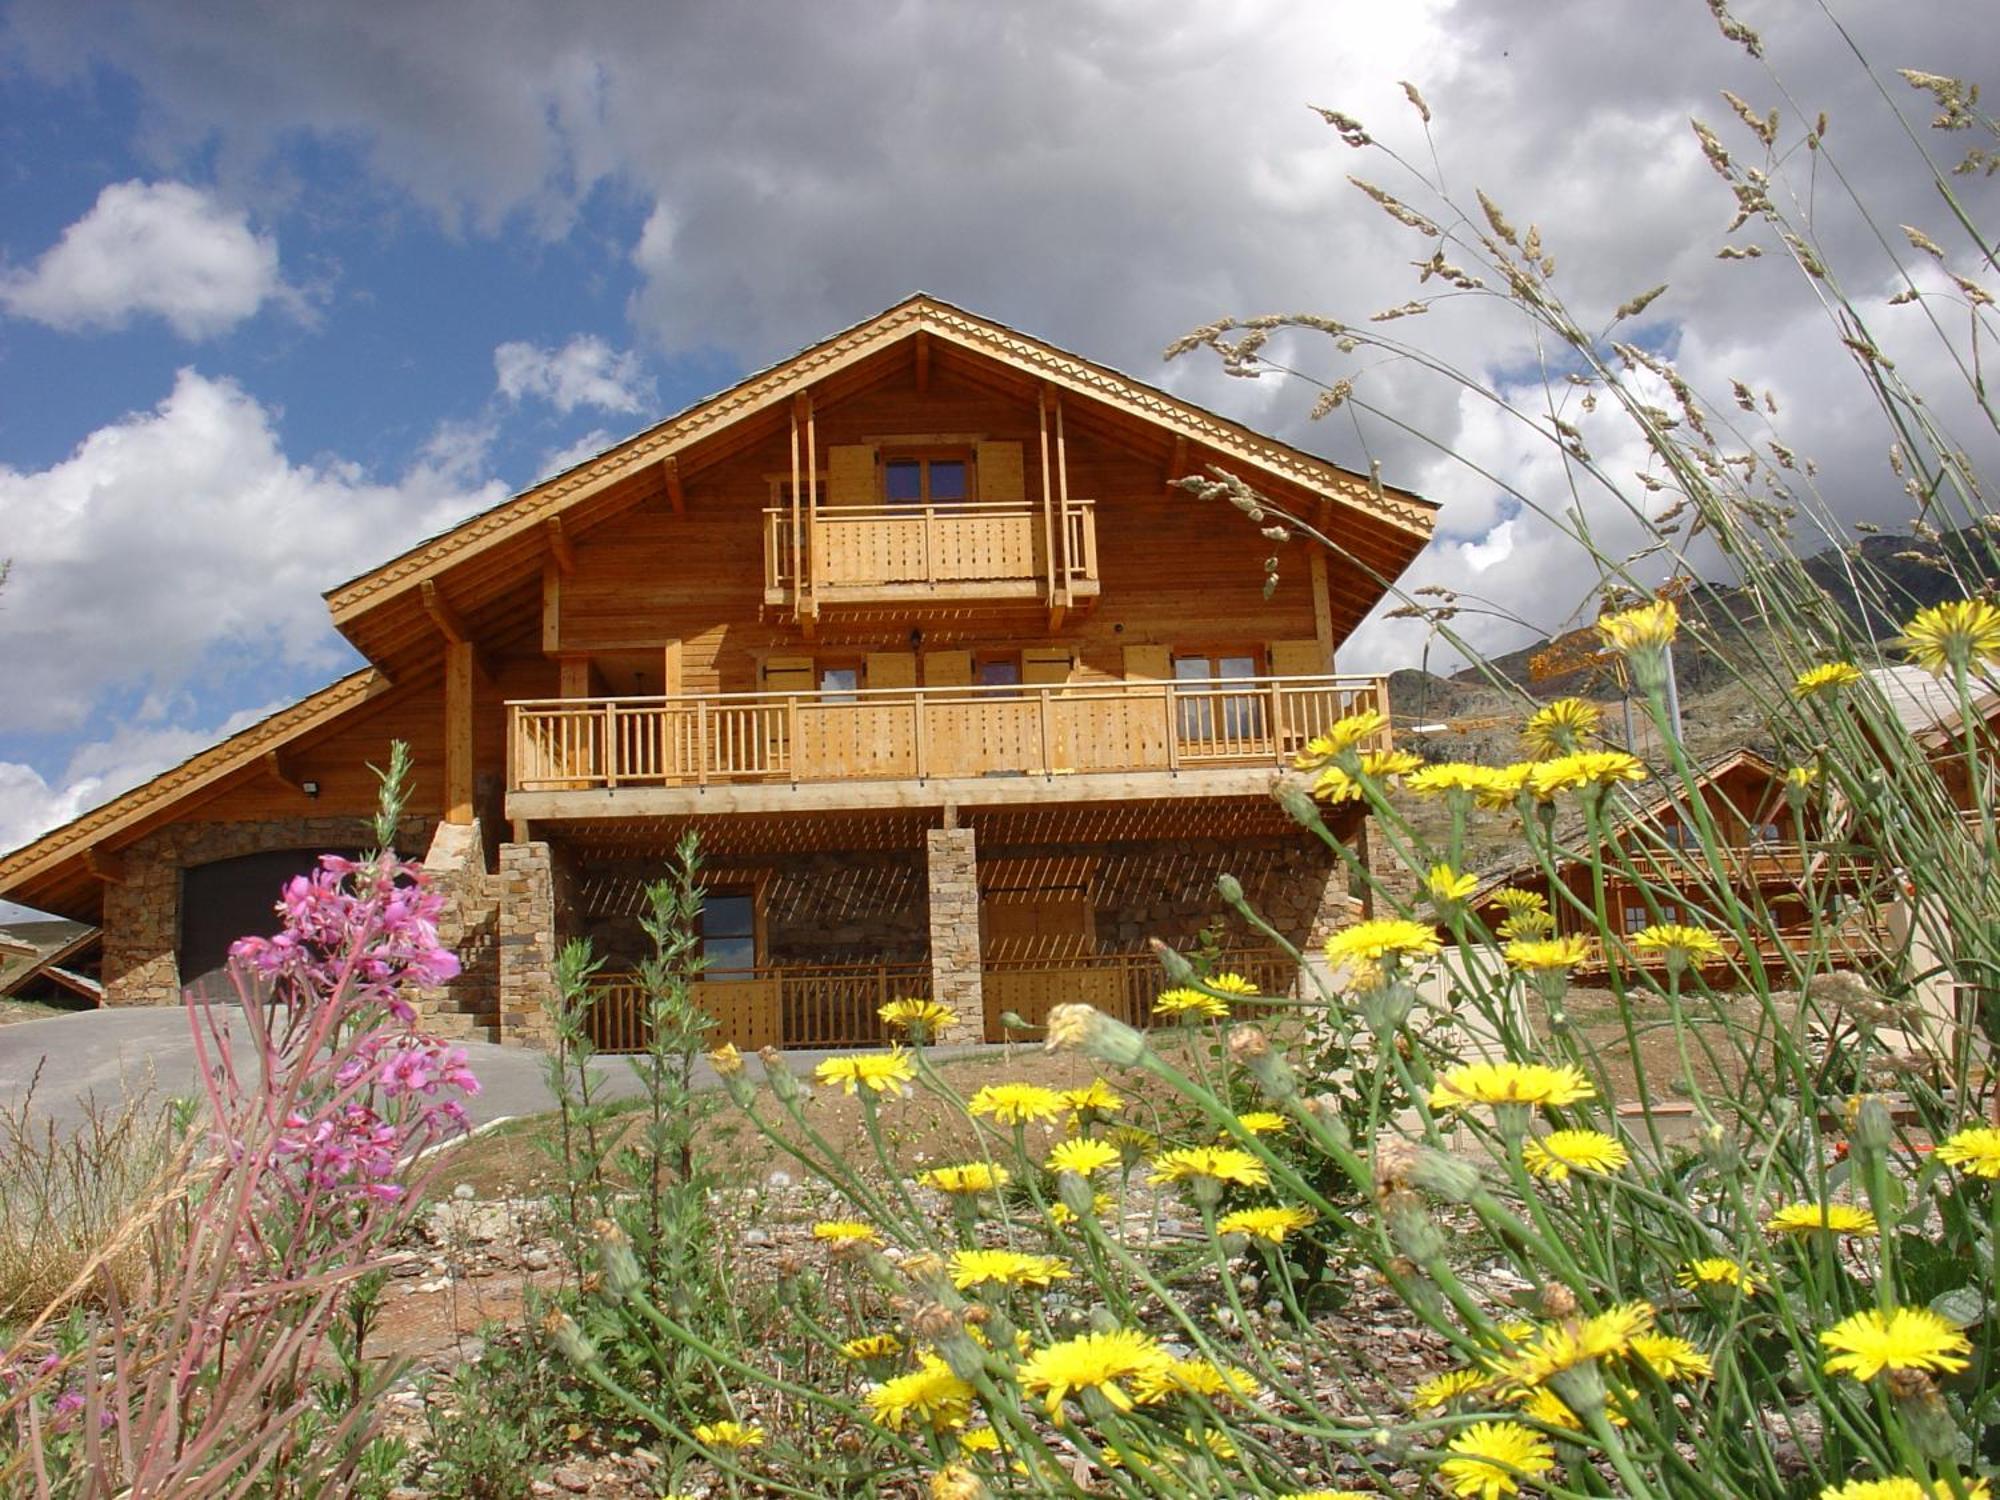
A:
[0,669,390,920]
[323,293,1437,673]
[0,923,99,1001]
[1865,665,2000,745]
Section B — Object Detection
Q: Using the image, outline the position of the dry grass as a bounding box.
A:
[0,1069,191,1324]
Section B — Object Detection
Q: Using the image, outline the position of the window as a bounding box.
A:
[976,652,1022,696]
[819,663,860,702]
[884,451,970,506]
[1174,651,1263,740]
[701,892,758,979]
[1624,903,1679,933]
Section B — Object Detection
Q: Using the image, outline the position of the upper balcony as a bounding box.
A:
[763,499,1099,612]
[506,673,1388,820]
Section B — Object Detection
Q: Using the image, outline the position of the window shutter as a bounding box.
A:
[1268,639,1325,677]
[826,445,877,504]
[865,651,918,691]
[1023,646,1073,687]
[975,440,1025,503]
[922,649,972,687]
[762,655,815,692]
[1121,644,1172,681]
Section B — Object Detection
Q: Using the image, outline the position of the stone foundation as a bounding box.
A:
[925,827,982,1041]
[496,841,564,1048]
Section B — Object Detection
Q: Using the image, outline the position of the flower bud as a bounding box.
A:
[931,1463,991,1500]
[1539,1283,1578,1320]
[1230,1025,1299,1103]
[1150,939,1199,989]
[1058,1171,1099,1218]
[760,1047,803,1103]
[1887,1371,1962,1461]
[596,1219,643,1302]
[543,1310,597,1369]
[1383,1188,1445,1265]
[1274,776,1330,834]
[1408,1147,1484,1204]
[1215,873,1248,911]
[1849,1093,1894,1159]
[1051,1005,1150,1069]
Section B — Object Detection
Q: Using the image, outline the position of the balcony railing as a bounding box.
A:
[584,961,932,1054]
[982,947,1299,1042]
[762,499,1098,607]
[508,674,1390,796]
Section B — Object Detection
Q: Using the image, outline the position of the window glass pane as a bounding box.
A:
[704,894,755,940]
[1218,655,1258,679]
[1173,656,1213,681]
[885,459,922,502]
[978,658,1021,686]
[930,460,967,501]
[704,936,756,976]
[820,666,859,701]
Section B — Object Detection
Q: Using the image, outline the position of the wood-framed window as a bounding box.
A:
[883,447,972,506]
[1172,648,1264,739]
[818,660,862,702]
[975,650,1022,696]
[701,889,760,979]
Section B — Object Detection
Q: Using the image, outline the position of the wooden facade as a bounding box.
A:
[0,296,1434,1046]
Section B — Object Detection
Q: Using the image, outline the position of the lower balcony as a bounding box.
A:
[507,674,1389,819]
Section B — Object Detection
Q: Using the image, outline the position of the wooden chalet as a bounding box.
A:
[0,296,1435,1049]
[1471,748,1876,978]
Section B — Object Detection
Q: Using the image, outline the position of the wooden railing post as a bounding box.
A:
[695,700,709,786]
[602,701,618,788]
[1164,684,1181,771]
[1268,679,1285,764]
[1037,685,1053,775]
[786,695,799,784]
[913,694,928,779]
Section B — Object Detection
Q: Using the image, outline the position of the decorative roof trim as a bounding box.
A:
[0,668,391,894]
[325,295,1434,624]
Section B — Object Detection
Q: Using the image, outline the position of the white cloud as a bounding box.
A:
[0,180,297,339]
[494,335,651,415]
[536,427,614,480]
[0,368,505,735]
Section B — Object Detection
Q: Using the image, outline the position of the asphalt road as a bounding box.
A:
[0,1006,995,1134]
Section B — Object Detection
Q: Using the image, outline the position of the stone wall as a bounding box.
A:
[102,814,434,1008]
[925,827,981,1041]
[496,841,563,1048]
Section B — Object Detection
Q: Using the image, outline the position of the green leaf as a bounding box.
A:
[1930,1285,1986,1328]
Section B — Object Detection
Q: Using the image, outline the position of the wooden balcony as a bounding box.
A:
[584,961,932,1053]
[507,674,1390,819]
[762,499,1098,610]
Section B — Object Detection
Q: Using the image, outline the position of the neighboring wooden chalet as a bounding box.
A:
[0,296,1434,1049]
[1471,748,1875,978]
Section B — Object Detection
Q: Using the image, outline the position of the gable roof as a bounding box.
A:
[324,293,1436,671]
[0,668,390,919]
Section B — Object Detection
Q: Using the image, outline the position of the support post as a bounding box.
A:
[926,825,982,1043]
[444,640,474,826]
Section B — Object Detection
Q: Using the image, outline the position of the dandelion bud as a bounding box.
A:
[1408,1147,1484,1204]
[1698,1124,1741,1173]
[1150,938,1199,989]
[1383,1188,1445,1264]
[1274,776,1331,835]
[1057,1171,1098,1218]
[1230,1025,1299,1103]
[1214,872,1248,911]
[1043,1003,1092,1053]
[596,1220,643,1302]
[909,1300,960,1342]
[1374,1137,1420,1190]
[903,1252,949,1291]
[931,1463,991,1500]
[543,1310,597,1369]
[1887,1370,1961,1460]
[1052,1004,1150,1069]
[1539,1283,1579,1320]
[760,1047,803,1104]
[1849,1093,1894,1160]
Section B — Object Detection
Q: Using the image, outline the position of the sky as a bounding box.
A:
[0,0,1994,880]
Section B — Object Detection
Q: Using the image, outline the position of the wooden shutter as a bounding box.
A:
[1268,639,1325,677]
[1024,646,1073,687]
[922,649,972,687]
[865,651,917,691]
[975,440,1025,503]
[1122,644,1172,681]
[826,445,877,504]
[762,655,814,692]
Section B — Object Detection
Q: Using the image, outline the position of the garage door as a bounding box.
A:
[180,849,359,1002]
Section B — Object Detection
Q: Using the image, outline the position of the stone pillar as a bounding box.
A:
[1355,815,1424,919]
[497,841,559,1048]
[925,827,982,1042]
[102,848,180,1007]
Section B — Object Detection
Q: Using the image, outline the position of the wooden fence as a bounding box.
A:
[582,961,932,1054]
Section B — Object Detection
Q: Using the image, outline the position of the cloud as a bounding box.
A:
[0,369,505,735]
[535,427,614,480]
[494,334,651,415]
[0,180,298,339]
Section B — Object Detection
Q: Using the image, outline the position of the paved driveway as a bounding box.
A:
[0,1006,995,1134]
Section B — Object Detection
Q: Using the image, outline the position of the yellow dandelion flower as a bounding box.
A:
[1529,749,1648,797]
[1937,1125,2000,1178]
[1107,1123,1157,1158]
[1412,1367,1489,1409]
[956,1428,1001,1454]
[1522,1128,1629,1182]
[1597,598,1679,653]
[1498,910,1558,940]
[1631,923,1727,964]
[1155,986,1230,1020]
[950,1248,1072,1290]
[1523,697,1601,758]
[842,1333,906,1366]
[1794,662,1864,697]
[707,1041,745,1075]
[1482,762,1541,807]
[1215,1205,1317,1243]
[1787,764,1821,788]
[1313,767,1364,803]
[1504,934,1593,973]
[1674,1258,1763,1296]
[1819,1306,1971,1382]
[879,997,958,1036]
[1405,762,1498,798]
[918,1162,1010,1195]
[1431,1060,1596,1111]
[1324,919,1442,968]
[866,1351,976,1433]
[1294,711,1388,765]
[1490,886,1549,919]
[1017,1328,1172,1416]
[1899,598,2000,675]
[1047,1137,1120,1175]
[1629,1332,1713,1380]
[1819,1479,1992,1500]
[929,1463,987,1500]
[1232,1111,1289,1136]
[1438,1420,1555,1500]
[812,1220,881,1244]
[1765,1201,1878,1237]
[967,1082,1065,1125]
[1494,1301,1654,1392]
[1362,748,1426,780]
[1207,971,1260,998]
[1427,864,1480,905]
[1134,1355,1263,1405]
[1059,1078,1124,1116]
[1048,1191,1115,1226]
[816,1048,915,1096]
[1148,1146,1271,1188]
[693,1420,765,1449]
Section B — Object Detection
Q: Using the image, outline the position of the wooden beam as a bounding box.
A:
[262,751,304,795]
[662,639,684,698]
[420,578,470,644]
[558,654,594,699]
[545,515,575,575]
[914,330,932,394]
[661,454,685,515]
[542,562,562,655]
[85,847,127,885]
[445,641,475,826]
[1310,549,1336,670]
[1167,434,1190,493]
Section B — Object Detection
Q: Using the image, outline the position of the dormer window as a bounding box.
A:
[884,451,969,505]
